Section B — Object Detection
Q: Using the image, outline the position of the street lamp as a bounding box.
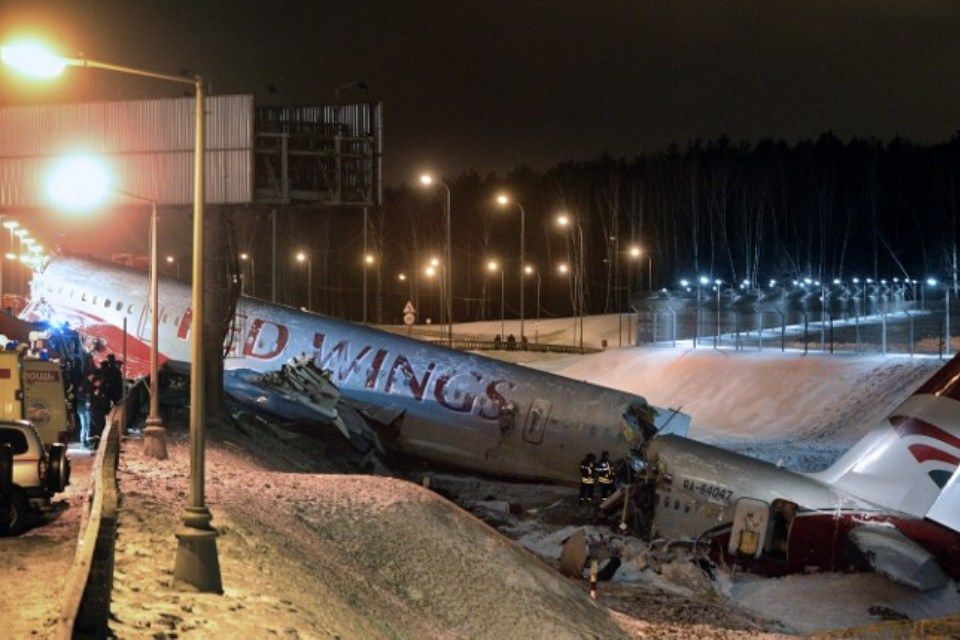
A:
[525,265,541,345]
[487,260,505,340]
[45,156,170,460]
[495,193,526,342]
[419,174,453,345]
[239,252,255,296]
[296,251,312,310]
[2,37,219,591]
[555,213,585,352]
[3,38,218,591]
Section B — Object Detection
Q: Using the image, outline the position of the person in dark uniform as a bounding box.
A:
[596,451,615,500]
[77,373,94,448]
[578,453,596,504]
[89,378,109,444]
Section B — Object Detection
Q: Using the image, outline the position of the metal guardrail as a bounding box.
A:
[57,382,144,639]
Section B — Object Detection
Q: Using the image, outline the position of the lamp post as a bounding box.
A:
[239,252,255,296]
[525,265,540,345]
[488,260,505,339]
[296,252,312,310]
[44,156,174,459]
[362,252,375,323]
[556,214,584,352]
[419,174,453,346]
[166,255,180,279]
[1,39,219,591]
[495,194,526,342]
[2,221,17,301]
[117,190,167,459]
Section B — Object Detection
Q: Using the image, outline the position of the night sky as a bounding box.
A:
[4,1,960,185]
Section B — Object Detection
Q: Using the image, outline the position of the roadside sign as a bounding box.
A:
[403,300,416,326]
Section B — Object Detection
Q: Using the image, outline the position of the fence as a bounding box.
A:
[636,297,955,357]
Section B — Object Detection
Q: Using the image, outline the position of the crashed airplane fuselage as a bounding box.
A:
[24,256,688,483]
[637,356,960,590]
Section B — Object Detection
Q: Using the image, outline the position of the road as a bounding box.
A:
[0,447,94,639]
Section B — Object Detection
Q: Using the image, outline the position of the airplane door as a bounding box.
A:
[727,498,770,559]
[522,399,552,444]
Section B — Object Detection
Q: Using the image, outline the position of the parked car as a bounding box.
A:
[0,421,70,535]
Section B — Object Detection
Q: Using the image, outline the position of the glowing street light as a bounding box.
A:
[557,263,569,274]
[45,155,112,210]
[364,253,375,265]
[424,265,436,277]
[398,273,407,281]
[239,252,255,296]
[0,40,68,78]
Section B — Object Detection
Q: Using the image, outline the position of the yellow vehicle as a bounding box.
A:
[0,351,70,446]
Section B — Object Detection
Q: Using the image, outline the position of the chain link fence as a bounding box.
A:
[634,284,956,357]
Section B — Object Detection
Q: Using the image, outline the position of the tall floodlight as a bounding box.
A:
[2,37,221,591]
[487,260,505,340]
[296,252,313,310]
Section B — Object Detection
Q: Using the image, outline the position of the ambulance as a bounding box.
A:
[0,350,71,446]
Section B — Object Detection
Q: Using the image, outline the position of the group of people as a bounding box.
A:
[578,451,615,505]
[74,354,123,449]
[492,334,531,350]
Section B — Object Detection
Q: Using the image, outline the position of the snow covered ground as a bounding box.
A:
[0,448,94,640]
[110,427,636,639]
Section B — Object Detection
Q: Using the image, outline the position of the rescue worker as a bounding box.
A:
[596,451,614,500]
[578,453,596,504]
[78,373,94,448]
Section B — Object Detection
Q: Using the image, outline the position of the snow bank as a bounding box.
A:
[110,434,628,639]
[529,348,940,446]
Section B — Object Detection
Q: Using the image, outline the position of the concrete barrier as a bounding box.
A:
[56,382,143,639]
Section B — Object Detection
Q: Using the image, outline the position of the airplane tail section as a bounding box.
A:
[818,353,960,526]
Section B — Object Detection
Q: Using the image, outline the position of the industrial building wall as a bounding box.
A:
[0,94,255,207]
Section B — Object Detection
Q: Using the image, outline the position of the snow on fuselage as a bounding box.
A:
[24,256,682,482]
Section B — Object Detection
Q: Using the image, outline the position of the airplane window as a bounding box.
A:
[128,305,135,314]
[684,503,690,514]
[673,499,680,511]
[92,296,98,305]
[116,302,123,311]
[81,292,87,302]
[105,299,111,308]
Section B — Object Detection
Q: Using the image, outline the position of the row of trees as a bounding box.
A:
[237,132,960,324]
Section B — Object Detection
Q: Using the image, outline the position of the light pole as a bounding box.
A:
[239,252,255,296]
[558,263,577,347]
[2,38,221,591]
[488,260,505,339]
[714,279,723,349]
[117,190,167,460]
[2,40,219,588]
[419,174,453,346]
[2,221,17,301]
[496,194,526,342]
[45,159,175,460]
[556,214,585,352]
[525,265,540,345]
[362,252,375,323]
[166,255,180,279]
[296,252,312,310]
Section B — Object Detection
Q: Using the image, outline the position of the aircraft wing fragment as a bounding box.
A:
[849,524,949,591]
[925,466,960,534]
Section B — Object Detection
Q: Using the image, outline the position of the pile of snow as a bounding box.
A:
[530,348,940,445]
[110,432,628,639]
